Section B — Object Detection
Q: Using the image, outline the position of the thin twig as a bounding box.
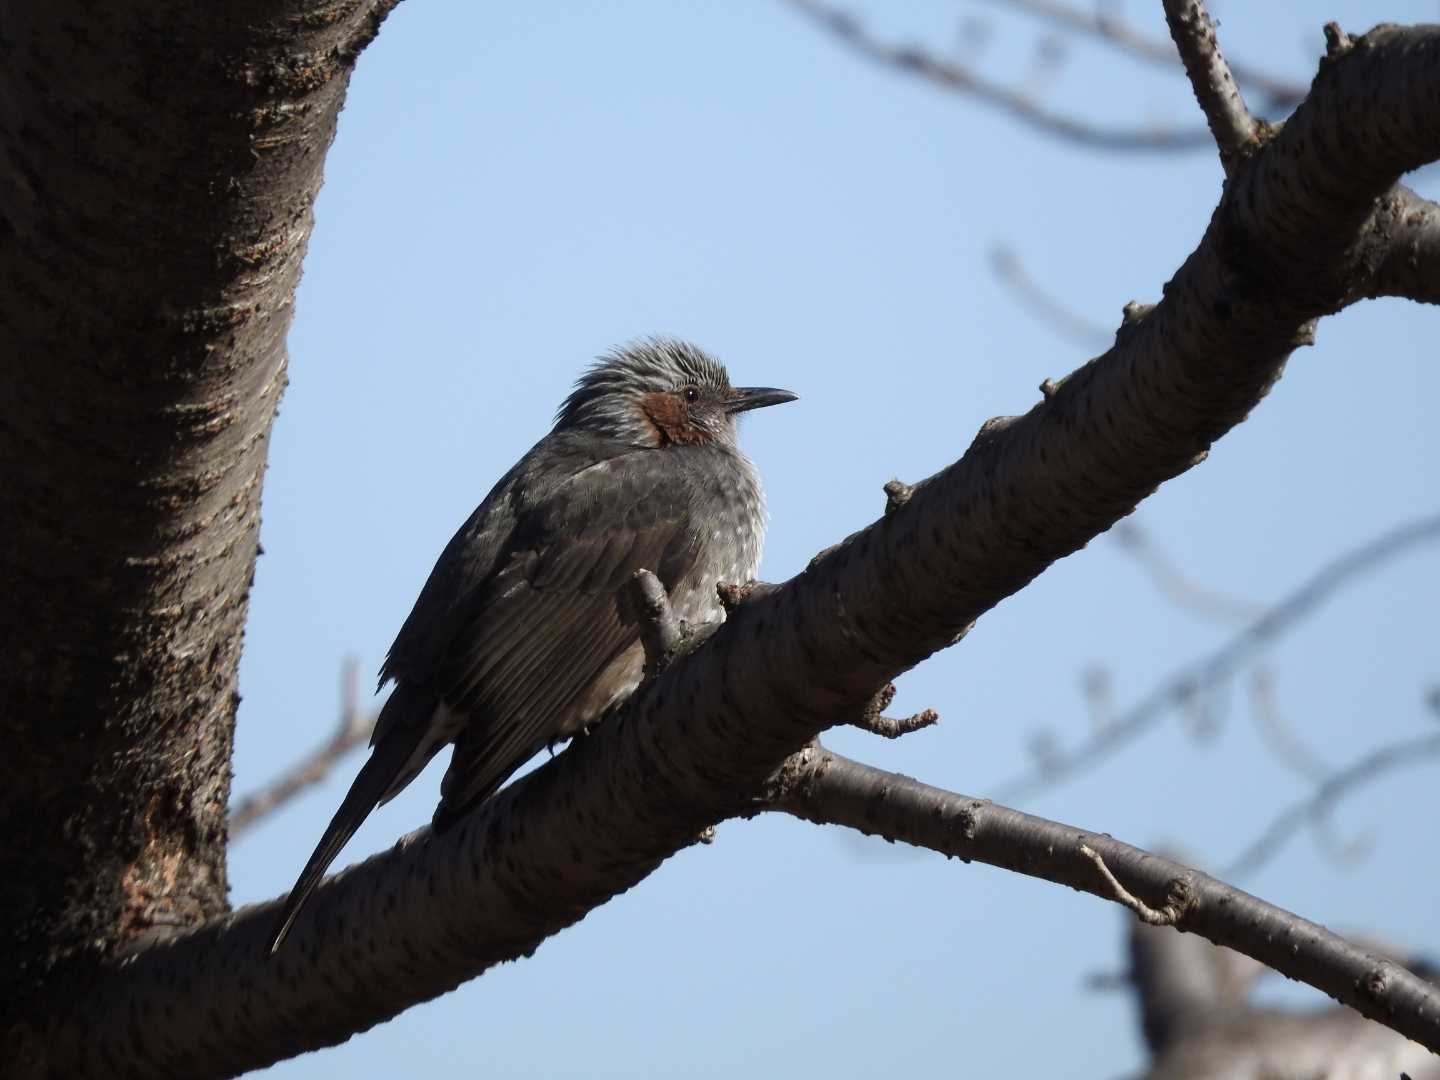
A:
[996,512,1440,803]
[229,659,375,836]
[1249,668,1330,782]
[1162,0,1257,172]
[1224,729,1440,879]
[1113,520,1263,624]
[785,0,1213,152]
[1248,668,1371,867]
[1079,844,1184,925]
[980,0,1305,110]
[990,245,1112,351]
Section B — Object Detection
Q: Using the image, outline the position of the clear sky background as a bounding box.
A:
[231,3,1440,1076]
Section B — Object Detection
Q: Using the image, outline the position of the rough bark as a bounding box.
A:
[0,0,397,1019]
[14,20,1440,1077]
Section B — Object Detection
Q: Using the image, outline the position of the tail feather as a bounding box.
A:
[268,690,435,955]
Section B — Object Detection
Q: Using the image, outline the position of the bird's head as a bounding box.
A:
[554,337,796,449]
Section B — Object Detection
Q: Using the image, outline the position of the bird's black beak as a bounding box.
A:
[726,387,798,414]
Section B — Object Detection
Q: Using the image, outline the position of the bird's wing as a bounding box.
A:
[429,451,704,828]
[377,456,529,696]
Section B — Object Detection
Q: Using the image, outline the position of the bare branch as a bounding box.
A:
[1249,668,1331,783]
[990,245,1112,351]
[229,660,374,837]
[1247,669,1372,867]
[784,0,1213,151]
[1113,520,1263,625]
[997,512,1440,803]
[768,745,1440,1048]
[1163,0,1257,171]
[1224,728,1440,879]
[979,0,1306,110]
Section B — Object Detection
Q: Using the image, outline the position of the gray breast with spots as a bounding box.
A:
[668,444,767,633]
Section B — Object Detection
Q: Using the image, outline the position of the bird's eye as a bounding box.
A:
[682,386,700,404]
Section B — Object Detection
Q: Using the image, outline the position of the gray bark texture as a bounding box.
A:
[2,5,1439,1078]
[0,0,397,1067]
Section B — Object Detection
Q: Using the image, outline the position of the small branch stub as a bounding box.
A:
[883,479,913,515]
[1323,22,1354,60]
[851,682,940,739]
[1121,300,1154,326]
[716,579,777,612]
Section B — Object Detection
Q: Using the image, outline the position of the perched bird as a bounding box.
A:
[270,338,795,953]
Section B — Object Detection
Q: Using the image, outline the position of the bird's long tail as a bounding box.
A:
[268,687,434,955]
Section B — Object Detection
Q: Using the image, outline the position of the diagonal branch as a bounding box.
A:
[25,21,1440,1076]
[1162,0,1257,171]
[996,511,1440,803]
[1224,728,1440,879]
[766,745,1440,1048]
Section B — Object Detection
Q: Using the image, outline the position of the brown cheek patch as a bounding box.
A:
[639,391,708,445]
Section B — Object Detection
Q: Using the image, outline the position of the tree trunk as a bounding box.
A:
[0,0,396,1012]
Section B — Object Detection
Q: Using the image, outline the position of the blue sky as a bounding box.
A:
[231,3,1440,1075]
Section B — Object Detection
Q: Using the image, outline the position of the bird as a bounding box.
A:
[269,337,795,953]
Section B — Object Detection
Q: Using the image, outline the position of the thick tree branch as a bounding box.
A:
[767,745,1440,1051]
[1163,0,1257,171]
[23,21,1440,1076]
